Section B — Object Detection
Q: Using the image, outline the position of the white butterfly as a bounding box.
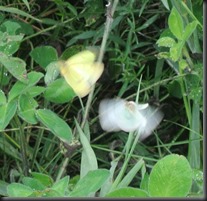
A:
[98,98,164,141]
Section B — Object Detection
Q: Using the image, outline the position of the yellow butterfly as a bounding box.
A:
[59,49,104,98]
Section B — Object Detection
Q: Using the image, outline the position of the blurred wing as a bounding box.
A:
[99,99,121,132]
[65,50,97,66]
[99,99,146,132]
[138,106,164,141]
[60,61,104,97]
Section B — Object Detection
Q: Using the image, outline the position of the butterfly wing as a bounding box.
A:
[60,61,104,97]
[65,50,96,66]
[138,105,164,140]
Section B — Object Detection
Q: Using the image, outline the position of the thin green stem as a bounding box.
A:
[111,132,140,190]
[56,157,70,181]
[14,116,29,176]
[81,0,119,129]
[22,18,74,42]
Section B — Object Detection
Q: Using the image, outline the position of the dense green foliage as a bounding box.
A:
[0,0,203,198]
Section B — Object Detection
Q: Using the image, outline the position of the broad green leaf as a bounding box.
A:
[29,86,45,97]
[30,172,53,187]
[44,78,76,104]
[11,19,34,35]
[36,109,72,144]
[148,154,193,197]
[75,119,98,179]
[7,183,33,197]
[70,169,110,197]
[168,7,184,40]
[183,21,198,41]
[156,37,176,48]
[0,21,24,55]
[8,71,44,102]
[2,20,21,35]
[169,42,183,61]
[0,53,27,83]
[30,46,58,69]
[51,176,70,196]
[17,94,38,124]
[44,61,60,85]
[22,177,46,191]
[105,187,148,198]
[0,99,17,131]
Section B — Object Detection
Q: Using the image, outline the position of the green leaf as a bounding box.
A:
[28,86,45,98]
[30,172,53,187]
[0,90,6,105]
[0,180,9,196]
[44,61,60,85]
[44,78,76,104]
[169,42,183,61]
[7,183,33,197]
[168,80,182,99]
[75,119,98,179]
[8,71,44,102]
[99,160,118,197]
[168,7,184,40]
[0,21,24,55]
[140,173,149,192]
[22,0,30,11]
[183,21,198,41]
[30,46,58,69]
[65,2,77,16]
[161,0,170,10]
[41,189,61,197]
[22,177,46,191]
[67,31,96,46]
[148,154,193,197]
[36,109,72,144]
[0,136,21,160]
[1,20,21,34]
[0,53,27,83]
[0,99,17,131]
[51,176,70,196]
[156,37,176,48]
[17,93,38,124]
[70,169,110,197]
[117,159,145,188]
[105,187,148,198]
[0,6,41,22]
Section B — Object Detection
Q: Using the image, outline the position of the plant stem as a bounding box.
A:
[111,131,140,190]
[81,0,119,129]
[56,157,70,181]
